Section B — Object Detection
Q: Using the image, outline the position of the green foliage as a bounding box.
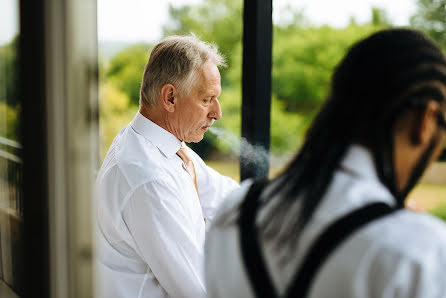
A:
[99,82,137,161]
[106,43,151,106]
[270,94,307,155]
[371,7,393,27]
[432,203,446,222]
[0,37,21,141]
[0,36,19,107]
[272,24,381,111]
[207,85,308,156]
[411,0,446,48]
[98,0,403,159]
[0,101,20,140]
[163,0,243,86]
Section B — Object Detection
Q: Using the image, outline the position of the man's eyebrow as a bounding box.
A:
[203,92,218,98]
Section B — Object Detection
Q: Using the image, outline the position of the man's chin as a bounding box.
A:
[186,134,204,143]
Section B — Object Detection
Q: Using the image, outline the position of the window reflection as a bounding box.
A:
[0,0,23,295]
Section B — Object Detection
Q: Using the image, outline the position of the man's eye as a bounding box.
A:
[203,98,210,103]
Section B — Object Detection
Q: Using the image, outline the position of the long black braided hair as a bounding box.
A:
[264,28,446,244]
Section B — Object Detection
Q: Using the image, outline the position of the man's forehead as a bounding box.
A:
[195,64,221,93]
[198,63,220,80]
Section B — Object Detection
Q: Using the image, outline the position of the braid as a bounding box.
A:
[263,28,446,246]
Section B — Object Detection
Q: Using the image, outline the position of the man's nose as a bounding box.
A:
[209,98,222,120]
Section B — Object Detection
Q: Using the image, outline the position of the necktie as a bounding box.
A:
[176,147,200,199]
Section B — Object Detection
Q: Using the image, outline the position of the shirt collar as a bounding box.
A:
[130,112,182,158]
[340,144,397,206]
[340,144,381,182]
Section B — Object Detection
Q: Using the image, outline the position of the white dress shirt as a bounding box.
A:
[96,112,239,298]
[206,145,446,298]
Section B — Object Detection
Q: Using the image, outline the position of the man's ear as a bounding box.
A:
[412,100,440,145]
[160,83,177,112]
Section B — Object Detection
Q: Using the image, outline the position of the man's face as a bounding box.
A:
[171,62,222,143]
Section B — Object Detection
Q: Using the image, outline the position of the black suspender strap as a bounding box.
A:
[239,181,396,298]
[285,202,395,297]
[238,180,277,298]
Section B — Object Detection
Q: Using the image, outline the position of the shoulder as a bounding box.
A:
[362,211,446,295]
[309,208,446,297]
[386,210,446,253]
[115,125,161,165]
[359,209,446,272]
[98,148,174,200]
[112,129,173,185]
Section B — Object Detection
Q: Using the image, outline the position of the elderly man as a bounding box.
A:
[96,36,239,298]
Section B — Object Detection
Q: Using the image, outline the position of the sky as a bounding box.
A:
[0,0,417,45]
[0,0,19,45]
[274,0,417,28]
[97,0,418,43]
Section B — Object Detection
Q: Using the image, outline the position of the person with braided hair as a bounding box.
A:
[206,28,446,298]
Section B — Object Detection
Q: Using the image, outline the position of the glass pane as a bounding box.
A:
[271,0,446,217]
[98,0,243,181]
[0,0,23,296]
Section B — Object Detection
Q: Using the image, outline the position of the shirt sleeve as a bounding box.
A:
[195,159,240,222]
[122,179,206,298]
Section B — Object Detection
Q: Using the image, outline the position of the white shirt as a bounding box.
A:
[96,112,239,298]
[206,145,446,298]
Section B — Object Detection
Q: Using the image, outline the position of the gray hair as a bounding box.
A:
[139,35,226,107]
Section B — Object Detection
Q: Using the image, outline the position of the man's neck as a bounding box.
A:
[393,133,425,194]
[139,105,180,141]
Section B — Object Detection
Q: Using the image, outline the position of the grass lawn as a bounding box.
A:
[207,159,446,221]
[407,183,446,211]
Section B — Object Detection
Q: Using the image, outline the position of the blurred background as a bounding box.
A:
[97,0,446,216]
[1,0,446,297]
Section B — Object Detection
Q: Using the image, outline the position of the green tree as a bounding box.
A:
[0,101,20,140]
[100,1,393,157]
[0,36,19,107]
[411,0,446,48]
[161,1,392,155]
[371,7,393,27]
[106,43,151,106]
[0,37,21,142]
[163,0,243,86]
[272,24,381,112]
[99,82,137,160]
[432,202,446,222]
